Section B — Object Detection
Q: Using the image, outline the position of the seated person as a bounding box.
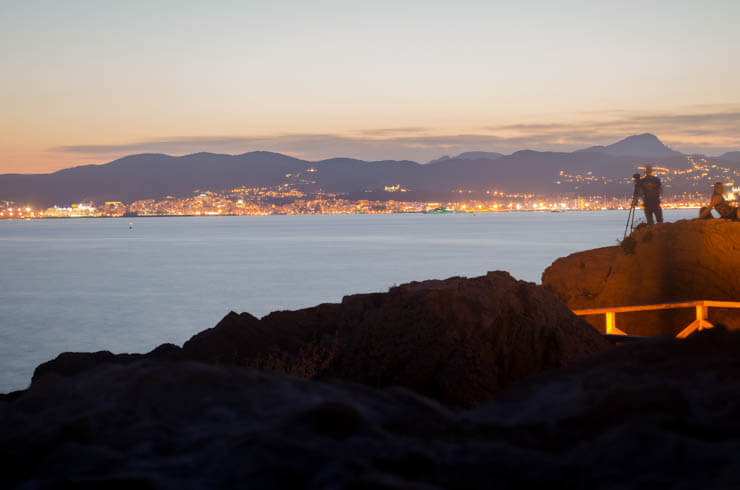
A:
[699,182,738,220]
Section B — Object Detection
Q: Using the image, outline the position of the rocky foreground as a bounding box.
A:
[543,219,740,335]
[3,220,740,489]
[2,328,740,489]
[31,271,609,409]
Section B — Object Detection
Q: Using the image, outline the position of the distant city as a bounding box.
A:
[1,139,739,220]
[1,186,734,221]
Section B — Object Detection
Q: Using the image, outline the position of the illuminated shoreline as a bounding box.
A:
[0,204,703,220]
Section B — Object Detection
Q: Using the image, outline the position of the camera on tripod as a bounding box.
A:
[631,173,641,202]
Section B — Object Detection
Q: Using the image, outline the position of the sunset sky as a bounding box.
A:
[1,0,739,174]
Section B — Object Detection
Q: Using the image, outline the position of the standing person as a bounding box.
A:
[639,165,663,224]
[699,182,738,220]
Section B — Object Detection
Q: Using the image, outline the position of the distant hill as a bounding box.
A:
[427,151,504,164]
[718,151,740,162]
[457,151,505,160]
[577,133,682,159]
[309,158,421,194]
[4,134,729,207]
[0,152,309,208]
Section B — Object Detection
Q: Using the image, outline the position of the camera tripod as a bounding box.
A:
[623,177,641,239]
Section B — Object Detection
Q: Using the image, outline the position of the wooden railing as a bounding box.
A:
[572,300,740,338]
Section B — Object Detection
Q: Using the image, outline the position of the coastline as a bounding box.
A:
[0,205,702,220]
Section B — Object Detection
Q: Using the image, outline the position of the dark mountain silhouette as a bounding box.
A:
[718,151,740,162]
[457,151,505,160]
[421,150,646,195]
[0,134,704,207]
[0,152,308,208]
[427,151,504,164]
[577,133,682,159]
[309,158,421,193]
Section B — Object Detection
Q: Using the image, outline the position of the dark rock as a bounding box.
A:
[32,271,607,409]
[32,344,184,384]
[310,271,610,408]
[542,219,740,336]
[3,328,740,489]
[467,325,740,489]
[147,343,185,360]
[293,401,367,439]
[32,351,141,383]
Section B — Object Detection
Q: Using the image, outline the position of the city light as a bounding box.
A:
[1,153,732,220]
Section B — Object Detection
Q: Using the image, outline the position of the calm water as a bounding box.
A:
[0,210,696,392]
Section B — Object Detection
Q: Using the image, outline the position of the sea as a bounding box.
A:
[0,209,697,392]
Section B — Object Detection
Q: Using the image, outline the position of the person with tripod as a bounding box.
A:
[639,165,663,224]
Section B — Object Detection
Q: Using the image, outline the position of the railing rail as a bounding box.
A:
[572,300,740,338]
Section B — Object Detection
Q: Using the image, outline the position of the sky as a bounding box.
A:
[1,0,739,173]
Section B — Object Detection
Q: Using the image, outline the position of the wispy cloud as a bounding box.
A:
[51,108,740,164]
[484,109,740,151]
[356,126,432,137]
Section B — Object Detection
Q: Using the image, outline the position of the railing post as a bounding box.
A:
[696,303,709,330]
[573,300,738,338]
[605,311,616,334]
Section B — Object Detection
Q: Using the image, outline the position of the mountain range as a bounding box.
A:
[1,134,738,207]
[719,151,740,162]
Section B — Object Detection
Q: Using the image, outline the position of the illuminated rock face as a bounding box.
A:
[32,272,609,409]
[542,219,740,336]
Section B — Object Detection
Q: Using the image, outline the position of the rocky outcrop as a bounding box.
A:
[3,327,740,489]
[543,219,740,336]
[31,343,184,381]
[32,271,609,409]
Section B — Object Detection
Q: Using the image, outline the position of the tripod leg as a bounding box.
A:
[624,209,630,238]
[624,193,638,239]
[631,196,640,232]
[624,204,634,239]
